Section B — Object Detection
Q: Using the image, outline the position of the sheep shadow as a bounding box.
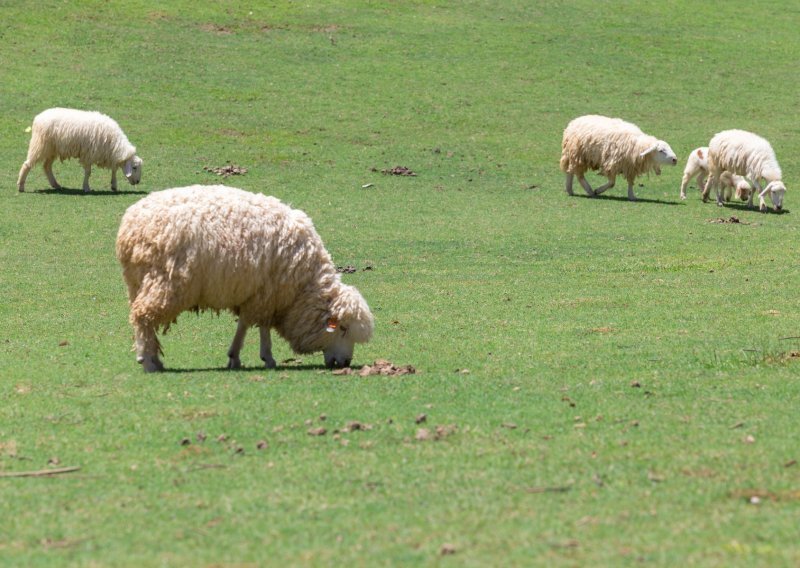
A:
[707,201,790,215]
[32,187,148,196]
[572,194,682,206]
[165,363,331,374]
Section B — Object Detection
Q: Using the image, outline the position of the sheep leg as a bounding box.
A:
[679,172,694,200]
[577,176,596,197]
[259,327,277,369]
[696,173,707,195]
[565,173,574,196]
[81,163,92,193]
[111,167,118,191]
[227,319,248,370]
[752,180,766,211]
[43,158,61,190]
[593,176,616,195]
[132,320,164,373]
[626,181,637,201]
[17,160,32,192]
[701,175,715,203]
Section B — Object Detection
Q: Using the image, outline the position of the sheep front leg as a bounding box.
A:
[227,319,248,370]
[43,158,61,190]
[17,160,32,192]
[626,181,637,201]
[259,326,277,369]
[133,321,164,373]
[593,176,616,195]
[752,180,767,212]
[701,175,715,203]
[111,166,118,191]
[81,163,92,193]
[577,175,596,197]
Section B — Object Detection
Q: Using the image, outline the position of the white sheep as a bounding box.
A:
[116,185,374,372]
[17,107,142,193]
[680,147,752,202]
[704,129,786,211]
[560,115,677,201]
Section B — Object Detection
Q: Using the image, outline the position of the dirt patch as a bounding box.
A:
[342,421,372,433]
[203,163,247,177]
[336,265,357,274]
[332,359,416,377]
[375,166,417,177]
[707,216,750,225]
[307,427,327,436]
[199,23,233,35]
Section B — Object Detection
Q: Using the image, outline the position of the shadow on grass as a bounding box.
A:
[706,201,790,215]
[165,363,330,373]
[31,187,148,196]
[571,193,682,206]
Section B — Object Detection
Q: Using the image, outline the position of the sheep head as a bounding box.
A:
[124,156,143,185]
[321,284,374,368]
[639,140,677,174]
[760,181,786,212]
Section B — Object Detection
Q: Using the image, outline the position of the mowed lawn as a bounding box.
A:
[1,1,800,566]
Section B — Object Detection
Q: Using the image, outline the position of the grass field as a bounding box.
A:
[2,1,800,566]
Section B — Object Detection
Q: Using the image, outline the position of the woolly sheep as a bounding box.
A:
[704,129,786,212]
[560,115,677,201]
[680,147,752,202]
[17,107,142,193]
[116,185,374,372]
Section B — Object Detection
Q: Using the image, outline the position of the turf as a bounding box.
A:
[1,1,800,566]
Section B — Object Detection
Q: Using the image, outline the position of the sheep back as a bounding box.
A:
[28,108,136,169]
[708,129,782,182]
[560,115,661,182]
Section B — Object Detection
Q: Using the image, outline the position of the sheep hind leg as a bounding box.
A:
[565,173,575,196]
[577,176,596,197]
[43,158,61,190]
[111,167,118,191]
[626,181,638,201]
[17,160,33,192]
[227,319,249,370]
[259,327,277,369]
[593,176,616,195]
[81,163,92,193]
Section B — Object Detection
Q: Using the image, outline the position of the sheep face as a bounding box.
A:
[124,156,143,185]
[321,284,374,368]
[760,181,786,211]
[640,141,678,169]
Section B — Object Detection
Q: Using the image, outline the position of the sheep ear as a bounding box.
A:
[639,144,658,157]
[123,159,133,178]
[325,318,339,333]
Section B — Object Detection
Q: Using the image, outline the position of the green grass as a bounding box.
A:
[2,1,800,565]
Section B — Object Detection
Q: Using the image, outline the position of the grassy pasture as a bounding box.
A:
[1,1,800,565]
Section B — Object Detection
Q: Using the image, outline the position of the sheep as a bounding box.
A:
[680,147,753,202]
[560,115,677,201]
[116,185,374,372]
[17,107,142,193]
[704,129,786,212]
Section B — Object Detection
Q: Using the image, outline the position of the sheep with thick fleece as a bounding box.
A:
[560,115,677,201]
[680,147,752,201]
[17,108,142,193]
[116,185,374,372]
[704,129,786,211]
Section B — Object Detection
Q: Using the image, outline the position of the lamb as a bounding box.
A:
[116,185,374,372]
[703,129,786,212]
[17,107,143,193]
[679,147,752,202]
[560,115,677,201]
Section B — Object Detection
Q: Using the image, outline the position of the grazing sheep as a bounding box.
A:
[17,107,142,193]
[704,129,786,211]
[680,147,753,201]
[116,185,374,372]
[560,115,677,201]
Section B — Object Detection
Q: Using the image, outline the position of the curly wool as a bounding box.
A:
[116,185,373,357]
[707,129,782,183]
[24,108,136,170]
[560,115,664,183]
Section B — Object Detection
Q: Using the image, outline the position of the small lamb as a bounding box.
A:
[680,147,752,202]
[17,108,142,193]
[560,115,677,201]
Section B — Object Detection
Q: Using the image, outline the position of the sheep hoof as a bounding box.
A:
[262,357,277,369]
[227,357,242,370]
[141,357,164,373]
